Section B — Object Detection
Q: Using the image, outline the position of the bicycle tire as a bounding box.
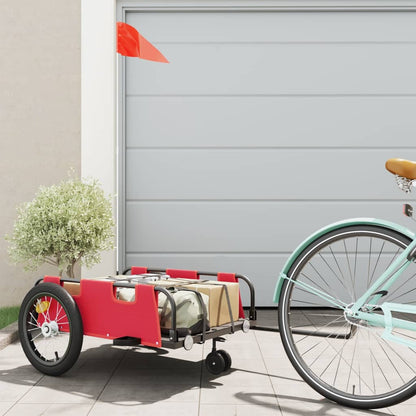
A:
[278,224,416,409]
[19,282,83,376]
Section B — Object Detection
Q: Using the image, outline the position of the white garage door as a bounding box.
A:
[119,6,416,306]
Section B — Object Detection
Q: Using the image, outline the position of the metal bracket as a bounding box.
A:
[404,204,414,218]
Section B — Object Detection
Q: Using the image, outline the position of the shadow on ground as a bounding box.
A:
[0,342,394,415]
[234,392,392,416]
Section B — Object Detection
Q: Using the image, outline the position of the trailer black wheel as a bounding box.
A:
[217,349,232,371]
[19,282,83,376]
[205,351,226,375]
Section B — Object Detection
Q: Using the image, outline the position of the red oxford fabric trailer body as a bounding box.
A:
[18,268,255,376]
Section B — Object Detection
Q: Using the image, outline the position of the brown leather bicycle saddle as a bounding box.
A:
[386,158,416,180]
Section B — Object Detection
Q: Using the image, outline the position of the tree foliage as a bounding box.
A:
[6,177,114,278]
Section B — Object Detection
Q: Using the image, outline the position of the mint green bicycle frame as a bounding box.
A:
[273,217,416,349]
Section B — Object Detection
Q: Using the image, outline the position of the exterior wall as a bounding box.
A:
[81,0,117,278]
[0,1,81,307]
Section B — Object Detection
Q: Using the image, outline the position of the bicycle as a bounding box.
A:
[274,158,416,409]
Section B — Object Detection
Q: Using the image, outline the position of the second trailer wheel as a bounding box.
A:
[217,349,232,371]
[205,351,226,375]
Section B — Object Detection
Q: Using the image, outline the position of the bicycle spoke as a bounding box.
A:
[320,322,351,379]
[353,237,358,290]
[367,238,373,288]
[45,297,52,322]
[386,247,402,272]
[319,325,346,377]
[304,260,346,305]
[293,315,346,344]
[346,327,359,393]
[386,271,416,301]
[291,285,346,309]
[373,334,405,384]
[300,272,337,302]
[300,341,320,357]
[29,312,38,325]
[369,241,385,287]
[31,332,43,342]
[368,329,376,394]
[27,327,41,332]
[308,344,331,370]
[371,342,391,389]
[329,246,352,299]
[290,298,329,306]
[55,302,63,321]
[388,285,416,304]
[319,251,351,300]
[344,240,356,300]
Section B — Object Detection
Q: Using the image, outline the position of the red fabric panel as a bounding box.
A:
[135,284,162,347]
[42,275,162,347]
[166,269,199,280]
[131,266,148,275]
[43,276,61,285]
[217,273,245,319]
[73,280,161,347]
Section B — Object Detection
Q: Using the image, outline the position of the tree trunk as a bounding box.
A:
[66,264,75,279]
[66,257,81,279]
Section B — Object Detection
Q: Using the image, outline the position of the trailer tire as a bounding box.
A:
[217,349,232,371]
[205,351,226,375]
[19,283,83,376]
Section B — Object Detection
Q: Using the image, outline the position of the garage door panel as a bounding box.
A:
[126,149,415,200]
[126,252,289,307]
[125,201,407,253]
[122,8,416,305]
[126,96,416,148]
[126,44,416,95]
[127,11,416,43]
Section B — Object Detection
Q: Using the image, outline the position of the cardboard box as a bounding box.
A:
[186,280,239,327]
[63,281,81,296]
[142,278,239,326]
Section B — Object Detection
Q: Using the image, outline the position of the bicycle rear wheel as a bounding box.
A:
[279,224,416,409]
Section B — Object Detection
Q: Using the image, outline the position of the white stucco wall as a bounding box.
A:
[0,1,81,307]
[81,0,117,277]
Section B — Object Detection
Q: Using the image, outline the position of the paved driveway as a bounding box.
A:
[0,313,415,415]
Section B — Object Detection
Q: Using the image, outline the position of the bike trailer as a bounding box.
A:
[18,267,256,376]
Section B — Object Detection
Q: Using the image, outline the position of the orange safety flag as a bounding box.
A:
[117,22,169,63]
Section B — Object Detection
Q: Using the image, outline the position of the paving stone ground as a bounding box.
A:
[0,311,414,415]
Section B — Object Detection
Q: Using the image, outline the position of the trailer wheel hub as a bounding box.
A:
[41,321,59,338]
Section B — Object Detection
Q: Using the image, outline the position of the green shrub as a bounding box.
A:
[6,176,114,279]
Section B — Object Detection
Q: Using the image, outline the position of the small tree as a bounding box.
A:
[6,176,114,279]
